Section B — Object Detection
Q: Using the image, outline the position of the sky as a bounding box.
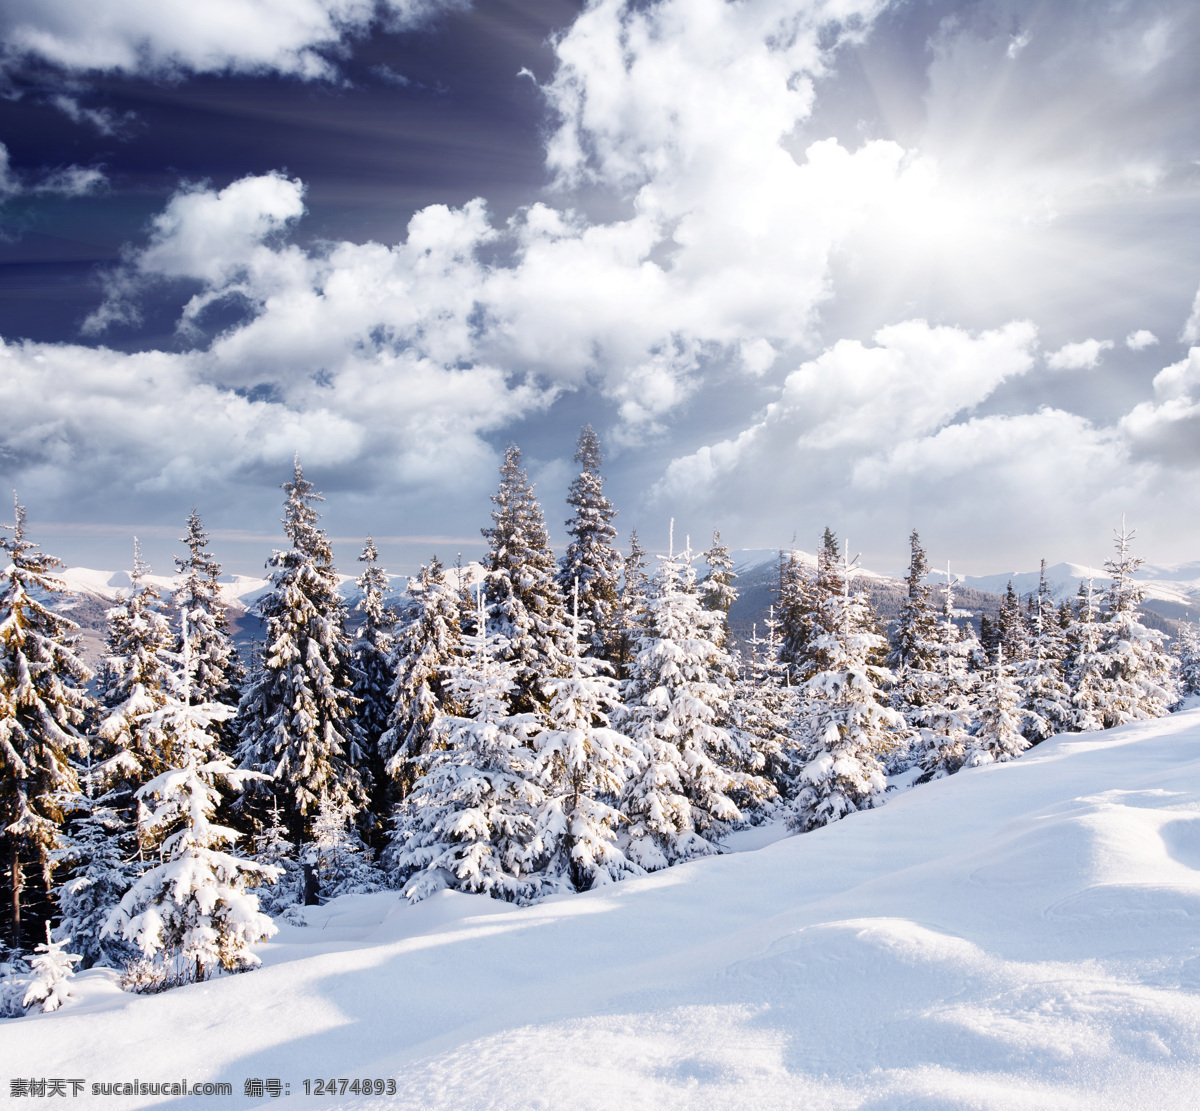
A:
[2,0,1200,578]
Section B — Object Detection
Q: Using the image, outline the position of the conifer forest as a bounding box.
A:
[0,426,1188,1015]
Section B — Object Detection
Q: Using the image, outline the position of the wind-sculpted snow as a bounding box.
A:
[7,713,1200,1108]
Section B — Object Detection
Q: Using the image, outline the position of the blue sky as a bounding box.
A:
[2,0,1199,577]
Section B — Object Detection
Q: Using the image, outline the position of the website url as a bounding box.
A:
[92,1081,232,1096]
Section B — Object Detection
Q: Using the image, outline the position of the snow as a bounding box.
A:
[8,710,1200,1107]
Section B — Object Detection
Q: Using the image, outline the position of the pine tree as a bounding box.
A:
[966,645,1030,765]
[617,526,758,870]
[381,557,465,799]
[776,545,819,685]
[483,445,574,714]
[174,510,243,710]
[1016,560,1071,741]
[388,594,543,903]
[699,530,738,640]
[727,611,793,805]
[788,543,904,830]
[611,529,649,680]
[107,623,278,982]
[351,537,394,827]
[1,497,93,948]
[308,796,386,899]
[995,582,1027,663]
[1066,579,1106,732]
[530,582,643,892]
[251,801,300,915]
[1093,522,1177,725]
[1175,621,1200,699]
[887,530,942,726]
[21,923,81,1013]
[52,783,139,968]
[915,567,978,782]
[236,458,367,846]
[557,426,623,662]
[96,540,177,791]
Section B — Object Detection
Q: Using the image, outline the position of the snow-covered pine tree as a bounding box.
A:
[380,557,464,800]
[1015,560,1071,741]
[776,545,819,685]
[557,426,623,663]
[787,542,904,830]
[107,621,278,983]
[611,529,649,680]
[483,446,574,715]
[388,593,543,903]
[96,540,177,791]
[52,781,139,968]
[617,525,761,869]
[251,801,301,915]
[727,610,792,806]
[995,582,1027,664]
[21,923,80,1013]
[1066,578,1106,732]
[914,566,978,782]
[308,796,385,899]
[966,645,1030,766]
[1093,522,1177,725]
[699,530,738,642]
[235,458,367,846]
[1175,621,1200,699]
[174,509,243,710]
[1,497,92,949]
[351,537,394,826]
[887,530,942,736]
[531,582,643,892]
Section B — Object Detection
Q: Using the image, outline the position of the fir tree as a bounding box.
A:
[351,537,394,826]
[96,540,177,793]
[788,543,904,830]
[1016,560,1071,741]
[617,526,758,870]
[966,645,1030,765]
[612,529,649,680]
[381,557,464,799]
[699,530,738,640]
[887,530,942,724]
[482,445,574,714]
[557,426,623,662]
[1,497,93,948]
[915,566,978,782]
[308,796,386,899]
[1066,579,1106,732]
[388,593,543,903]
[52,783,139,968]
[530,582,643,892]
[995,581,1027,663]
[174,510,243,710]
[1175,621,1200,699]
[251,801,301,915]
[1093,522,1177,725]
[21,924,80,1013]
[727,612,792,806]
[236,458,367,845]
[107,623,278,982]
[776,545,819,685]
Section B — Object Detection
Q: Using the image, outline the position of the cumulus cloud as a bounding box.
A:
[1046,338,1113,371]
[1182,285,1200,344]
[1126,329,1158,350]
[0,0,465,80]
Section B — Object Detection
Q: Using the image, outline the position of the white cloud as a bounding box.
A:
[1182,284,1200,344]
[1125,329,1158,351]
[1046,338,1113,371]
[0,140,106,200]
[0,0,464,80]
[49,94,136,137]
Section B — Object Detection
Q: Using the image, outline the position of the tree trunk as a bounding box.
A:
[10,840,22,950]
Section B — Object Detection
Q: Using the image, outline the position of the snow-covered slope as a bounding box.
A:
[10,712,1200,1108]
[961,560,1200,611]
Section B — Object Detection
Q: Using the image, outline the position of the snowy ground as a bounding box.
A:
[7,711,1200,1109]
